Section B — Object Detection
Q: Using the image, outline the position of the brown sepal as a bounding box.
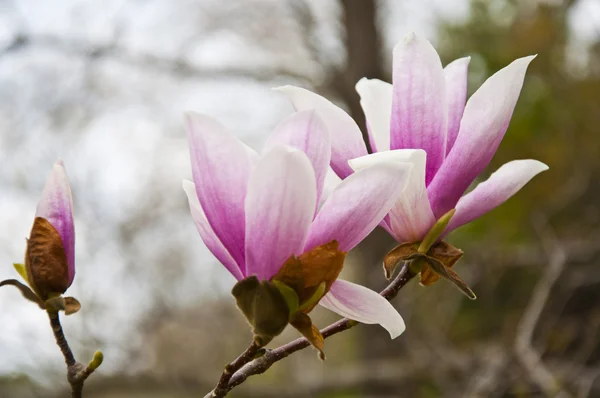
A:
[420,241,464,286]
[423,256,476,300]
[272,240,346,312]
[25,217,69,300]
[290,312,325,360]
[0,279,45,309]
[383,242,420,279]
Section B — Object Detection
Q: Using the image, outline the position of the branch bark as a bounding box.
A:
[48,310,102,398]
[204,263,417,398]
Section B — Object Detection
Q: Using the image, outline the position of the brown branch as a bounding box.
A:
[47,310,102,398]
[204,263,417,398]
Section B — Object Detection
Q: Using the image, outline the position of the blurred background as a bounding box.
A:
[0,0,599,397]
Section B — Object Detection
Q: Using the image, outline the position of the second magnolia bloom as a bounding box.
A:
[276,32,548,294]
[183,110,409,348]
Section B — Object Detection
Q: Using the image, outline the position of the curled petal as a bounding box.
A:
[390,33,447,184]
[356,78,392,152]
[245,146,316,280]
[36,160,75,286]
[320,279,406,339]
[305,161,411,252]
[445,159,548,234]
[265,110,331,208]
[183,180,243,280]
[349,150,436,243]
[444,57,471,154]
[274,85,368,179]
[428,55,536,217]
[186,112,254,266]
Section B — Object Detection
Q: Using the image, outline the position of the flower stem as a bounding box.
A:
[205,262,417,398]
[47,310,103,398]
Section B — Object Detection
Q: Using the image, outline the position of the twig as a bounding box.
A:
[209,340,262,397]
[47,310,103,398]
[204,263,417,398]
[514,215,572,398]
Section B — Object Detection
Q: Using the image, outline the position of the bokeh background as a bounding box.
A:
[0,0,599,397]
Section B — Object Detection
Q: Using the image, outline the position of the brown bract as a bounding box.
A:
[383,240,476,299]
[25,217,70,300]
[290,312,325,360]
[272,240,346,312]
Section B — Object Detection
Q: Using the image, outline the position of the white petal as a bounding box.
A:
[304,161,410,252]
[183,180,243,280]
[320,279,406,339]
[275,85,368,178]
[265,110,331,208]
[356,77,392,152]
[349,150,436,242]
[445,159,548,234]
[319,167,342,210]
[245,146,317,280]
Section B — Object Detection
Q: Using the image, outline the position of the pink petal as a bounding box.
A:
[349,150,436,242]
[186,112,254,266]
[36,160,75,286]
[427,55,536,218]
[182,180,244,280]
[265,110,331,208]
[320,279,406,339]
[444,57,471,154]
[445,159,548,234]
[356,77,392,152]
[274,85,368,179]
[304,161,410,252]
[390,33,448,185]
[245,146,316,280]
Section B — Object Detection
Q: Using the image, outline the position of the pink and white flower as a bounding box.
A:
[183,110,410,338]
[276,32,548,245]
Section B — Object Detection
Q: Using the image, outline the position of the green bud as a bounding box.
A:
[232,276,290,346]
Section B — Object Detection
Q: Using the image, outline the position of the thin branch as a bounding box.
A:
[204,263,417,398]
[47,310,102,398]
[514,215,572,398]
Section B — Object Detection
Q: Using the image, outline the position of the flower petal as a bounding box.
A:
[349,150,436,243]
[356,77,392,152]
[427,55,536,218]
[275,85,368,179]
[320,279,406,339]
[305,161,410,252]
[186,112,254,266]
[319,167,342,209]
[390,33,447,184]
[265,110,331,208]
[182,180,243,280]
[445,159,548,234]
[444,56,470,154]
[36,160,75,285]
[245,146,317,280]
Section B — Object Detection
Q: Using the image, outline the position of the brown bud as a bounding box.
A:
[25,217,70,300]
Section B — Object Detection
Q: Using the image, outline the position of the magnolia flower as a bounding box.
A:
[2,160,79,314]
[183,110,410,347]
[276,33,548,296]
